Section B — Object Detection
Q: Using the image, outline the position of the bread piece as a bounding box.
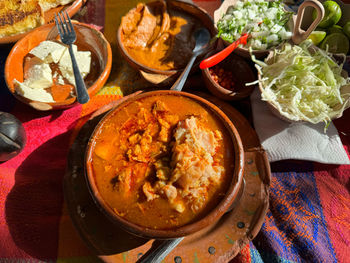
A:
[38,0,74,12]
[0,0,45,37]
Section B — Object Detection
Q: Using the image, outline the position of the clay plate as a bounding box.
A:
[64,92,270,262]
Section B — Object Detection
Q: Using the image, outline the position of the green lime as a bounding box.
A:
[327,25,343,34]
[308,31,326,46]
[343,21,350,39]
[320,33,349,54]
[307,30,327,45]
[313,0,342,28]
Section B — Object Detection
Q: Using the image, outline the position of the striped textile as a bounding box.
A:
[0,0,349,262]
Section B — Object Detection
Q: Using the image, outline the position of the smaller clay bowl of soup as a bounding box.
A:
[85,90,244,239]
[5,21,112,111]
[117,0,216,86]
[201,52,256,101]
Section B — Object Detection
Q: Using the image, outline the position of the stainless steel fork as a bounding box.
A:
[54,11,90,104]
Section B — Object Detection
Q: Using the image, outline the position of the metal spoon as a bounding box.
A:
[170,28,211,91]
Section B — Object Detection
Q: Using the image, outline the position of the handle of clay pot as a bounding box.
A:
[292,0,324,44]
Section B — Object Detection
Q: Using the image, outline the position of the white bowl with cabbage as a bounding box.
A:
[251,40,350,126]
[214,0,324,58]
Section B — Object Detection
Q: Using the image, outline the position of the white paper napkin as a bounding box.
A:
[250,88,350,164]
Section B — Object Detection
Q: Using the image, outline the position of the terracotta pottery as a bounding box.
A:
[5,21,112,111]
[85,90,245,239]
[117,0,217,86]
[0,0,85,44]
[201,52,256,101]
[64,91,270,262]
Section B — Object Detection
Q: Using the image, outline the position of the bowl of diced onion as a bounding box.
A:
[213,0,324,58]
[253,40,350,126]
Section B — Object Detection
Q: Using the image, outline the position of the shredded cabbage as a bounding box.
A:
[250,40,350,126]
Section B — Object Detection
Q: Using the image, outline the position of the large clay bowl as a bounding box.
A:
[5,21,112,111]
[85,90,244,239]
[117,0,217,86]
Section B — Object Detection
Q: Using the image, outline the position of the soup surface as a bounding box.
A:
[120,2,203,71]
[91,94,235,229]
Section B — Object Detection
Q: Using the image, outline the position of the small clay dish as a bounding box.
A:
[85,90,244,239]
[117,0,216,86]
[201,52,256,101]
[5,21,112,111]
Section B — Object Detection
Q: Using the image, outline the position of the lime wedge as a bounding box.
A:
[313,1,342,28]
[327,25,343,35]
[307,31,327,45]
[320,33,349,54]
[343,21,350,39]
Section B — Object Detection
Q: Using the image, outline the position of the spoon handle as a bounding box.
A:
[171,54,197,91]
[199,33,249,70]
[139,238,184,263]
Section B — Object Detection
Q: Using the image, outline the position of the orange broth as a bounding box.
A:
[91,94,235,229]
[121,3,203,71]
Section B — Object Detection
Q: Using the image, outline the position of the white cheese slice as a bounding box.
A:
[14,79,54,103]
[59,44,91,86]
[24,60,53,89]
[76,51,92,77]
[53,71,58,79]
[57,75,65,85]
[29,40,67,63]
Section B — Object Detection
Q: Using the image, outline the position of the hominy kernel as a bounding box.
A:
[209,65,236,91]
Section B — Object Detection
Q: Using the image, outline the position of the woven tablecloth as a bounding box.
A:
[0,0,349,262]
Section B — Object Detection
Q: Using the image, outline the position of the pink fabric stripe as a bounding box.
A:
[0,103,82,259]
[314,167,350,263]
